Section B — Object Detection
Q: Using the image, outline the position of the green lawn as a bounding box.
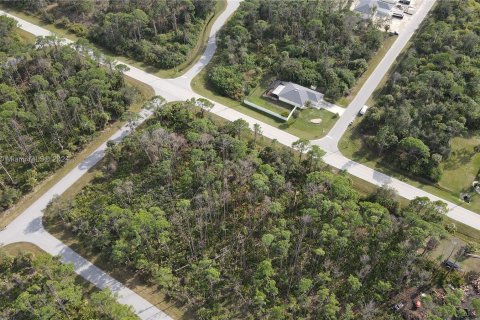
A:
[246,81,293,116]
[191,68,339,140]
[339,122,480,214]
[441,136,480,194]
[190,35,399,138]
[430,237,480,273]
[0,0,227,79]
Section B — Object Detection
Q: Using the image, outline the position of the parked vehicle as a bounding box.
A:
[393,302,405,312]
[393,11,405,19]
[405,5,416,15]
[359,105,368,116]
[443,260,460,271]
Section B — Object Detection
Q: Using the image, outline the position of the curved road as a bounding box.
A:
[1,0,480,318]
[0,2,243,319]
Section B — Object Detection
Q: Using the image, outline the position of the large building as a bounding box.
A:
[354,0,396,19]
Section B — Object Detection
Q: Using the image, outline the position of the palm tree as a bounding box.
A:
[253,123,262,145]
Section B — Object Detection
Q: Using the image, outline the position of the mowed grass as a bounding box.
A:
[336,34,398,107]
[15,27,36,43]
[430,236,480,273]
[441,136,480,194]
[0,0,227,79]
[246,82,293,115]
[339,122,480,214]
[1,242,45,257]
[191,68,340,140]
[0,76,154,228]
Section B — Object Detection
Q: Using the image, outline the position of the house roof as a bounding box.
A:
[271,84,285,96]
[354,0,394,17]
[275,82,323,107]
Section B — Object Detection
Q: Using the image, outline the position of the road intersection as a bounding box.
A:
[2,1,480,319]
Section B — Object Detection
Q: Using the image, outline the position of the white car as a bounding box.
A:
[392,10,405,19]
[359,105,368,116]
[405,5,416,15]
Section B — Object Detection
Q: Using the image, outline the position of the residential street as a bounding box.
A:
[315,0,437,152]
[2,0,480,318]
[311,0,480,230]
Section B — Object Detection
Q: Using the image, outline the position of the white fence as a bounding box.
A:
[243,100,297,122]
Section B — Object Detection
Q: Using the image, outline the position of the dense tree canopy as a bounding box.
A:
[359,0,480,181]
[0,249,137,319]
[6,0,217,69]
[207,0,385,101]
[0,17,137,211]
[45,100,454,319]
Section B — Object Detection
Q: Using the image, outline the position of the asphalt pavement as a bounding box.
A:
[3,1,480,319]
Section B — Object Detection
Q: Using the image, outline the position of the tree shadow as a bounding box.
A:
[372,169,392,185]
[25,216,43,234]
[78,149,106,171]
[59,245,124,293]
[443,148,476,170]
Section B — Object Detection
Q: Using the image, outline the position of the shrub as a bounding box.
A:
[68,23,88,37]
[54,17,70,28]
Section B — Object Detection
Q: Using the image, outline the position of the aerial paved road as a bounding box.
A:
[0,2,245,319]
[313,0,480,231]
[1,0,480,318]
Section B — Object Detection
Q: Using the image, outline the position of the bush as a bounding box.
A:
[428,166,443,183]
[40,12,55,24]
[208,66,244,100]
[54,17,70,28]
[68,23,88,37]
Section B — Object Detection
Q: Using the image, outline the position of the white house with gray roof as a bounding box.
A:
[271,82,324,109]
[354,0,395,19]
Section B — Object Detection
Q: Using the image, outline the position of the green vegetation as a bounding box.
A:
[0,1,227,79]
[245,80,293,116]
[356,0,480,182]
[2,242,45,257]
[205,0,385,102]
[44,100,470,318]
[4,0,217,70]
[336,35,398,107]
[192,68,338,139]
[0,247,137,319]
[0,76,153,229]
[0,16,138,212]
[340,123,480,214]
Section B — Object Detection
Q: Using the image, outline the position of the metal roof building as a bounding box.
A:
[354,0,395,19]
[272,82,324,109]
